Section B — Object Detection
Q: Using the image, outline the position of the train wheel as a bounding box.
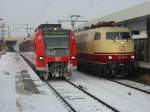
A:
[98,68,104,77]
[113,67,129,78]
[42,73,49,80]
[101,68,111,78]
[48,73,52,79]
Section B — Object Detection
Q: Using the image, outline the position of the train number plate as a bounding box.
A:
[118,56,128,59]
[120,63,124,66]
[55,57,61,61]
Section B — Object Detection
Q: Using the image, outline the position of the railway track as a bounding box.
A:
[108,79,150,94]
[129,79,150,86]
[45,79,119,112]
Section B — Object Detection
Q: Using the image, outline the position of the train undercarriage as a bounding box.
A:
[103,62,134,78]
[40,62,72,80]
[77,61,135,78]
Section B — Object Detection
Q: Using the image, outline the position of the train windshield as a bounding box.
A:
[106,32,130,40]
[44,30,70,56]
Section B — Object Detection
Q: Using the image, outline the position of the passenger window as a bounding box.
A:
[94,32,101,40]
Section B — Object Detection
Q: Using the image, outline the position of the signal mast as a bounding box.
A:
[58,15,87,31]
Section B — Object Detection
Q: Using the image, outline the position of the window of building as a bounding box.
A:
[132,30,140,35]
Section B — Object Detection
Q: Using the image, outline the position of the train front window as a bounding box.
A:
[44,30,70,56]
[44,35,69,48]
[94,32,101,40]
[106,32,130,40]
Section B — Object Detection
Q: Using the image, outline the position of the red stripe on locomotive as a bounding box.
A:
[78,53,134,64]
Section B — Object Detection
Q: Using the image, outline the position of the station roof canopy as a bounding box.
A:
[77,1,150,28]
[5,37,17,42]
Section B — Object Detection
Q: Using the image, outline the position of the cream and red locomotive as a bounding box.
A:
[76,22,135,78]
[19,24,77,79]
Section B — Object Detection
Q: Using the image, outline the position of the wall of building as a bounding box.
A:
[120,17,148,62]
[5,41,17,52]
[121,17,147,39]
[147,16,150,62]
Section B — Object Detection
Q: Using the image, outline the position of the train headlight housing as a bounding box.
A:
[108,56,112,60]
[39,56,44,61]
[70,56,76,60]
[131,55,134,59]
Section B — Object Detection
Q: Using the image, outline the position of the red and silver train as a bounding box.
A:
[19,24,77,79]
[76,22,136,78]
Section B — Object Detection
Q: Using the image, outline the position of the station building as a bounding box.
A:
[0,40,4,51]
[0,37,17,52]
[5,37,17,51]
[78,1,150,64]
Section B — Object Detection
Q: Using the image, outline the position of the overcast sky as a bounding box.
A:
[0,0,150,37]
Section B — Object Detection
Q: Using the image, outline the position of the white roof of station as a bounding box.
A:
[77,1,150,29]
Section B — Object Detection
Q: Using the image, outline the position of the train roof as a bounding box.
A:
[75,26,130,33]
[36,24,71,32]
[37,24,62,29]
[75,21,123,32]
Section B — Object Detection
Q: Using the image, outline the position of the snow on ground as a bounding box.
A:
[49,80,114,112]
[0,53,16,112]
[115,79,150,92]
[1,52,150,112]
[0,52,68,112]
[70,71,150,112]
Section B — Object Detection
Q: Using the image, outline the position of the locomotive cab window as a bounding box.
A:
[94,32,101,40]
[106,32,130,40]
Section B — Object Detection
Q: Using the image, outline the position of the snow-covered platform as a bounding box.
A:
[0,52,68,112]
[138,61,150,69]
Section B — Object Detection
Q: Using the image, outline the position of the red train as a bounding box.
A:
[19,24,77,79]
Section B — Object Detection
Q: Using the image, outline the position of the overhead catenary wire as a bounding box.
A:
[9,24,27,33]
[59,0,105,28]
[72,0,105,28]
[41,0,50,10]
[32,0,54,27]
[89,0,95,4]
[31,0,104,30]
[58,15,88,31]
[9,0,53,37]
[37,0,53,19]
[89,0,105,8]
[63,0,105,19]
[76,0,105,13]
[56,0,90,24]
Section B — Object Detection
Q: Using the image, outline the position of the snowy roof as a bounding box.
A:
[5,37,17,42]
[77,1,150,28]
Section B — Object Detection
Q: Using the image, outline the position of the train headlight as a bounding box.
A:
[108,56,112,60]
[54,27,57,31]
[71,56,76,60]
[131,55,134,59]
[39,56,44,61]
